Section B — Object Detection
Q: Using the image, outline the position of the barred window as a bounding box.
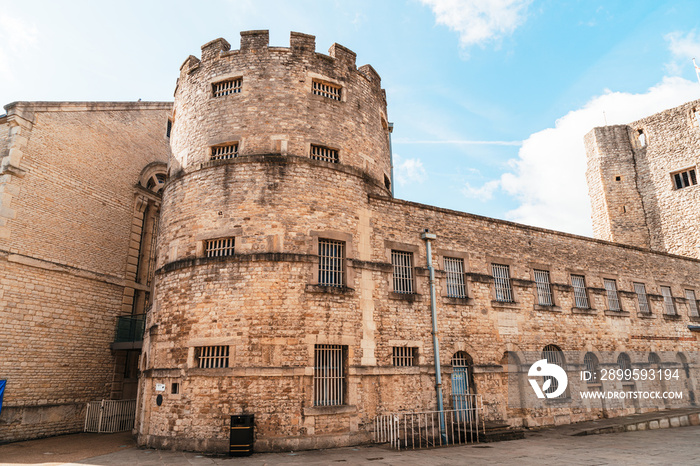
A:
[314,344,345,406]
[617,353,633,382]
[492,264,513,302]
[583,352,600,386]
[534,269,553,306]
[210,143,239,161]
[318,239,344,287]
[196,346,229,369]
[661,286,676,315]
[571,275,589,309]
[672,168,697,190]
[206,237,235,258]
[312,80,341,101]
[604,279,621,311]
[392,347,417,367]
[213,78,242,97]
[634,283,650,314]
[686,290,699,317]
[391,250,414,294]
[542,345,566,395]
[311,144,339,163]
[444,257,466,298]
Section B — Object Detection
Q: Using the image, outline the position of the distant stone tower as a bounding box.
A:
[585,99,700,258]
[137,31,392,452]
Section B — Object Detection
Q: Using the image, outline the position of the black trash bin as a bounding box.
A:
[230,414,254,456]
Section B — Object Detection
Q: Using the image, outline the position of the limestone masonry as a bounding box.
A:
[1,31,700,452]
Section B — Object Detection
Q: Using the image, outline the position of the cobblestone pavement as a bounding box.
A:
[2,424,699,466]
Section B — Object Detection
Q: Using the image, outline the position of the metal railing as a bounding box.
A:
[374,395,484,450]
[114,314,146,343]
[85,399,137,433]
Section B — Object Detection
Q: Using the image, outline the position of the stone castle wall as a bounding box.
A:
[0,102,171,442]
[586,100,700,259]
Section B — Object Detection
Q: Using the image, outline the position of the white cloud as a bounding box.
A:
[461,179,500,201]
[394,154,427,186]
[420,0,532,49]
[665,30,700,75]
[498,77,700,236]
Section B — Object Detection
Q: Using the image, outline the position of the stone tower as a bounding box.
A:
[137,30,392,452]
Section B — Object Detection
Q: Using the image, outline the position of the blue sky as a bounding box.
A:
[2,0,700,236]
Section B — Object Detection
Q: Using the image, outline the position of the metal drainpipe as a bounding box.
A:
[421,228,447,443]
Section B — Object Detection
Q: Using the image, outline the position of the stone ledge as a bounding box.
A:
[572,307,597,315]
[442,296,473,306]
[304,284,355,295]
[534,305,562,313]
[303,405,358,416]
[389,292,420,302]
[604,310,631,317]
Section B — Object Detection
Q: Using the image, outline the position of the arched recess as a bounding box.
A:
[451,351,475,412]
[542,344,569,397]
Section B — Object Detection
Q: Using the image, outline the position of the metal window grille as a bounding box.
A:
[604,279,621,311]
[318,239,344,287]
[311,144,339,163]
[534,269,553,306]
[633,283,650,314]
[213,78,242,97]
[542,345,565,394]
[210,143,239,160]
[686,290,699,317]
[196,346,229,369]
[444,257,466,298]
[392,250,414,294]
[583,352,599,384]
[571,275,589,309]
[492,264,513,302]
[648,353,661,365]
[673,168,697,189]
[661,286,676,315]
[312,80,341,101]
[314,344,345,406]
[206,237,235,258]
[392,347,416,367]
[617,353,632,381]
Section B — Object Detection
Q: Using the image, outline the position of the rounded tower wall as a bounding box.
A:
[169,30,391,189]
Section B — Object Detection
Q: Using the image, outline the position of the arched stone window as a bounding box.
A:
[542,344,567,396]
[451,351,474,413]
[584,352,600,387]
[617,353,633,382]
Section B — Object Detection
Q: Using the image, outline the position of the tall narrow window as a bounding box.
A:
[392,347,417,367]
[542,345,566,396]
[195,346,229,369]
[213,78,242,97]
[444,257,466,298]
[634,282,650,314]
[310,144,339,163]
[604,279,621,311]
[492,264,513,302]
[686,290,699,317]
[312,80,341,101]
[617,353,633,382]
[637,130,646,147]
[583,352,600,387]
[391,250,414,294]
[211,143,239,160]
[314,344,345,406]
[571,275,589,309]
[206,237,235,258]
[661,286,676,315]
[534,269,553,306]
[318,239,345,287]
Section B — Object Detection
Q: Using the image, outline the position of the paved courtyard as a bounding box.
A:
[2,424,700,465]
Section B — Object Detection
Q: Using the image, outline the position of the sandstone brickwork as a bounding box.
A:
[0,102,171,442]
[136,32,700,453]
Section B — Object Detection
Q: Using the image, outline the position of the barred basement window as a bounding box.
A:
[391,250,414,294]
[196,346,229,369]
[205,237,235,258]
[318,239,345,287]
[542,345,566,395]
[583,352,600,386]
[492,264,513,302]
[392,347,417,367]
[312,80,341,101]
[672,168,697,190]
[444,257,466,298]
[311,144,338,163]
[686,290,699,317]
[534,269,553,306]
[604,279,621,311]
[210,143,239,160]
[634,282,650,314]
[314,344,345,406]
[617,353,632,382]
[212,78,242,97]
[661,286,676,315]
[571,274,589,309]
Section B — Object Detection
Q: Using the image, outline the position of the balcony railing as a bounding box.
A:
[114,314,146,343]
